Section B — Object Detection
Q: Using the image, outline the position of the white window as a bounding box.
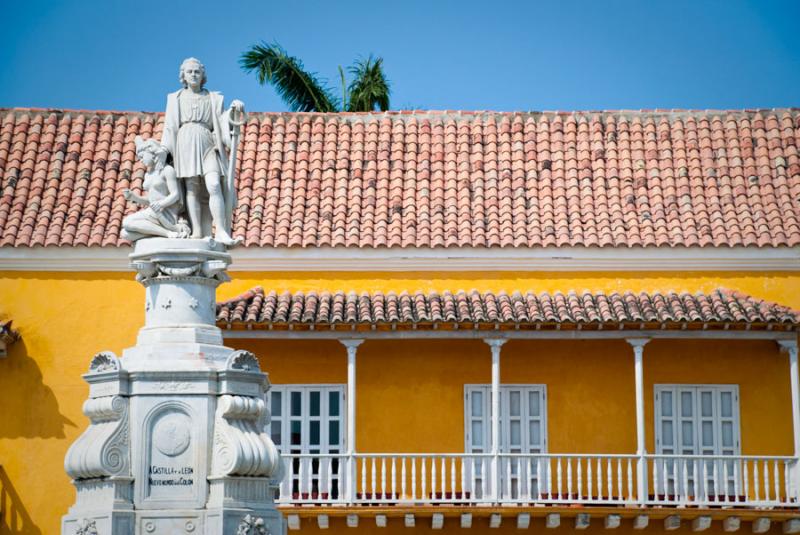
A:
[267,385,345,499]
[465,385,547,453]
[654,385,740,497]
[465,385,547,498]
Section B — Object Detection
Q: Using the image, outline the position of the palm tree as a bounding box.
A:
[240,42,390,112]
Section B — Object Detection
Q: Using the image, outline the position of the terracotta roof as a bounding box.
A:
[216,288,800,330]
[2,108,800,248]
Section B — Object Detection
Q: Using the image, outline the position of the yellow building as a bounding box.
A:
[1,108,800,533]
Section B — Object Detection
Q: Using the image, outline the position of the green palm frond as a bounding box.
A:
[346,56,390,112]
[240,42,337,113]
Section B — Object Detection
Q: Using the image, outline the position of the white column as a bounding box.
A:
[779,339,800,501]
[779,340,800,457]
[340,339,364,504]
[627,338,649,505]
[484,338,506,504]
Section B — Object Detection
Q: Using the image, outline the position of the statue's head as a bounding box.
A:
[179,57,207,89]
[135,136,168,170]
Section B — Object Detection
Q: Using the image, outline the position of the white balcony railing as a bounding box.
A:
[275,453,799,508]
[647,454,798,507]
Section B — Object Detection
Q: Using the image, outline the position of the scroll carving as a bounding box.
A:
[65,395,130,480]
[210,395,279,478]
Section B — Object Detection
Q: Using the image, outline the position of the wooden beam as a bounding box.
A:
[490,514,502,529]
[375,515,387,528]
[346,514,358,528]
[633,515,650,530]
[605,515,621,529]
[404,514,415,528]
[546,514,561,529]
[693,516,712,532]
[517,513,531,529]
[784,519,800,534]
[432,513,444,530]
[576,514,591,530]
[461,513,473,529]
[287,515,300,531]
[665,515,681,531]
[317,515,329,530]
[753,518,771,534]
[723,517,741,533]
[226,328,797,341]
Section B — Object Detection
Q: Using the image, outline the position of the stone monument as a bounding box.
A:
[62,58,285,535]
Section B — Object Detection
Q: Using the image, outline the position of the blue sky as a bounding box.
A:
[1,0,798,112]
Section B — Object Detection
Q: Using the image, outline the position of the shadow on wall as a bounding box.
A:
[0,466,41,535]
[0,339,75,438]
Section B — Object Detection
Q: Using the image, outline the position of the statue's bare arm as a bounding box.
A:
[123,189,150,207]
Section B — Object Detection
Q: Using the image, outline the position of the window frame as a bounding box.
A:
[654,384,741,457]
[463,384,548,454]
[653,384,741,499]
[266,384,346,455]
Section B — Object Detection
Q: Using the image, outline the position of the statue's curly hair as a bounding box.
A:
[134,136,168,171]
[179,57,207,88]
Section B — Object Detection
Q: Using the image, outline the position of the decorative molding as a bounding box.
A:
[626,338,651,350]
[226,350,261,373]
[237,514,269,535]
[65,395,130,480]
[132,259,230,286]
[89,351,121,374]
[210,395,279,478]
[75,518,99,535]
[1,245,799,272]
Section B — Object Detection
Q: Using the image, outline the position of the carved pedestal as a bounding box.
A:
[62,238,284,535]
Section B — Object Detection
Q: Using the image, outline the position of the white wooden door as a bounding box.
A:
[465,385,547,499]
[268,385,345,499]
[655,385,740,499]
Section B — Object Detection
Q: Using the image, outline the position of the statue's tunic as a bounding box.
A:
[161,89,231,181]
[175,91,218,178]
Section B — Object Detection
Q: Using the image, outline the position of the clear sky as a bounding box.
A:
[1,0,799,113]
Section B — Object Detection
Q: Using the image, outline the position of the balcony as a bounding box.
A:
[276,453,799,508]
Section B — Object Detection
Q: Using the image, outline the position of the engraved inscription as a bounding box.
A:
[148,465,194,486]
[146,409,197,501]
[154,382,192,392]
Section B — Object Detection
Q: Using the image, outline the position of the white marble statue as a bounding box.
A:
[121,137,190,241]
[64,57,283,535]
[161,57,245,246]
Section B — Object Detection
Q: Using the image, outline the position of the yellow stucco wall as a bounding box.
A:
[0,270,797,533]
[234,338,793,457]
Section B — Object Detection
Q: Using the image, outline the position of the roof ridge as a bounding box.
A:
[215,287,800,327]
[2,106,800,119]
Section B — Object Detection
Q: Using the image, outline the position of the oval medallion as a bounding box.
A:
[153,412,191,457]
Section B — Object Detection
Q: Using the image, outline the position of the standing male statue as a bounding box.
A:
[161,57,245,246]
[64,56,284,535]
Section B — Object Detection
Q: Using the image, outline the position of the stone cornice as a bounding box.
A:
[0,245,798,272]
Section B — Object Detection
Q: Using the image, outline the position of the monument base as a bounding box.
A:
[62,238,285,535]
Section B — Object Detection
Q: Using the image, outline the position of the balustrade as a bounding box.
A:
[274,453,799,508]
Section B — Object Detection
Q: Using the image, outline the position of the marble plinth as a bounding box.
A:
[62,238,285,535]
